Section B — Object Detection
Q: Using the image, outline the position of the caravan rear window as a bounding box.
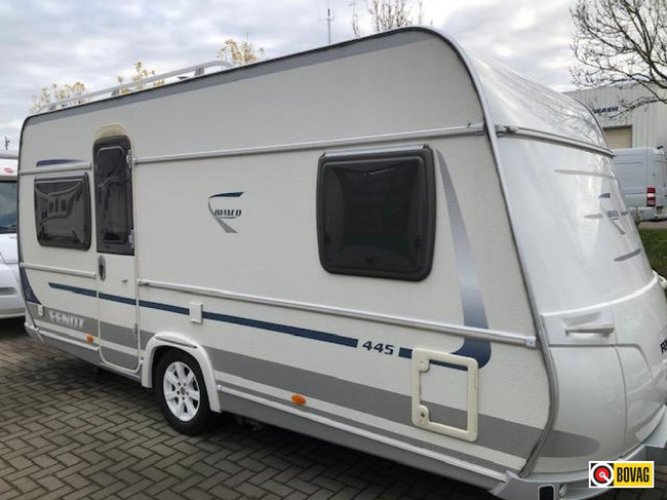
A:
[34,175,91,249]
[317,147,435,280]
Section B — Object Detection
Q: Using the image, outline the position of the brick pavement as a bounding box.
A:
[0,319,665,500]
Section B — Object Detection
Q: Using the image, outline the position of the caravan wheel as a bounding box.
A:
[155,350,213,435]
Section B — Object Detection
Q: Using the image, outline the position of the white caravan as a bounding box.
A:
[612,147,667,222]
[18,29,667,499]
[0,150,23,318]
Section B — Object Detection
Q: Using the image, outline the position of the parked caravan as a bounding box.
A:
[0,150,23,318]
[18,29,667,499]
[612,147,667,222]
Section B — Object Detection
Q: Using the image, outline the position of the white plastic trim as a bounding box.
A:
[142,333,221,413]
[411,348,479,442]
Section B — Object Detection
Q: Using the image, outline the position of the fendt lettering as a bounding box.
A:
[48,310,85,330]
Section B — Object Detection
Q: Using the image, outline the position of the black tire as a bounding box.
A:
[155,350,213,435]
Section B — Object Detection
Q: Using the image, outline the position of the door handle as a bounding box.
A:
[98,255,106,281]
[564,322,614,335]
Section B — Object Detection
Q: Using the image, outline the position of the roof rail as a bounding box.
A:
[0,151,18,160]
[34,60,235,114]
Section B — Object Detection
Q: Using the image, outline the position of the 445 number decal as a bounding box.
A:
[361,341,395,355]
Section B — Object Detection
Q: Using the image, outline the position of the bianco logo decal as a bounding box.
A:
[48,310,85,330]
[208,192,244,233]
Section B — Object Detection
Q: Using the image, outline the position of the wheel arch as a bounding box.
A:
[142,332,221,413]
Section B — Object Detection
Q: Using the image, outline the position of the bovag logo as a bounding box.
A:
[208,192,244,233]
[589,461,654,489]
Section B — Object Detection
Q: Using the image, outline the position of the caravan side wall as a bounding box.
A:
[20,31,550,491]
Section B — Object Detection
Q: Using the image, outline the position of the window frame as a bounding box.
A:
[93,136,134,255]
[34,174,92,250]
[316,145,436,281]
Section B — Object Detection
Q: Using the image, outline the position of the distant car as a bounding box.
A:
[612,147,667,222]
[0,153,23,318]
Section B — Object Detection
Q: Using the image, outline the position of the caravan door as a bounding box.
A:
[93,137,139,372]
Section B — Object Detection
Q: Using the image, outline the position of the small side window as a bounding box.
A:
[94,137,133,255]
[317,146,436,280]
[34,174,91,249]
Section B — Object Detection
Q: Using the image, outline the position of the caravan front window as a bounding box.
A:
[34,175,91,249]
[0,181,17,233]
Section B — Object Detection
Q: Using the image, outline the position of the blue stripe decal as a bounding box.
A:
[399,347,412,359]
[49,282,357,349]
[397,340,490,370]
[138,299,189,315]
[36,158,86,167]
[49,282,96,297]
[100,292,135,305]
[202,311,357,348]
[48,282,489,363]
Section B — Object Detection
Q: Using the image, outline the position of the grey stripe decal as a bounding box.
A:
[101,349,138,370]
[437,151,488,330]
[100,321,137,348]
[436,151,491,366]
[29,303,598,458]
[209,348,538,457]
[28,302,96,336]
[41,336,100,366]
[211,349,599,458]
[217,388,501,489]
[28,303,140,350]
[614,248,641,262]
[37,325,91,349]
[539,428,601,458]
[218,381,511,474]
[28,303,140,370]
[140,331,154,351]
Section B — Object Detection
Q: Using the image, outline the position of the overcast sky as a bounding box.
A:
[0,0,578,149]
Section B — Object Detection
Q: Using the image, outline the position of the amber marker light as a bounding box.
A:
[86,335,94,344]
[291,394,307,406]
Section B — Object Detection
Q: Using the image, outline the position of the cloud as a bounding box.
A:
[0,0,579,145]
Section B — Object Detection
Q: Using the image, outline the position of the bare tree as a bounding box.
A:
[218,38,265,66]
[571,0,667,110]
[31,82,87,112]
[369,0,412,32]
[352,0,413,37]
[116,62,165,94]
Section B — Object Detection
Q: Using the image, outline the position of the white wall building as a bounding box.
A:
[565,85,667,149]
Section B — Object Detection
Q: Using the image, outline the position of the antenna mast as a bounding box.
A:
[326,1,334,44]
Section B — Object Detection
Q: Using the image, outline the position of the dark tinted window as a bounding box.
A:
[317,147,435,280]
[0,181,17,233]
[34,175,91,249]
[95,138,133,254]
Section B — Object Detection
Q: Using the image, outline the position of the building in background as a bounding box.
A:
[565,85,667,149]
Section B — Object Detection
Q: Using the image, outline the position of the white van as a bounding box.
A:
[0,151,23,318]
[17,28,667,500]
[612,147,667,222]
